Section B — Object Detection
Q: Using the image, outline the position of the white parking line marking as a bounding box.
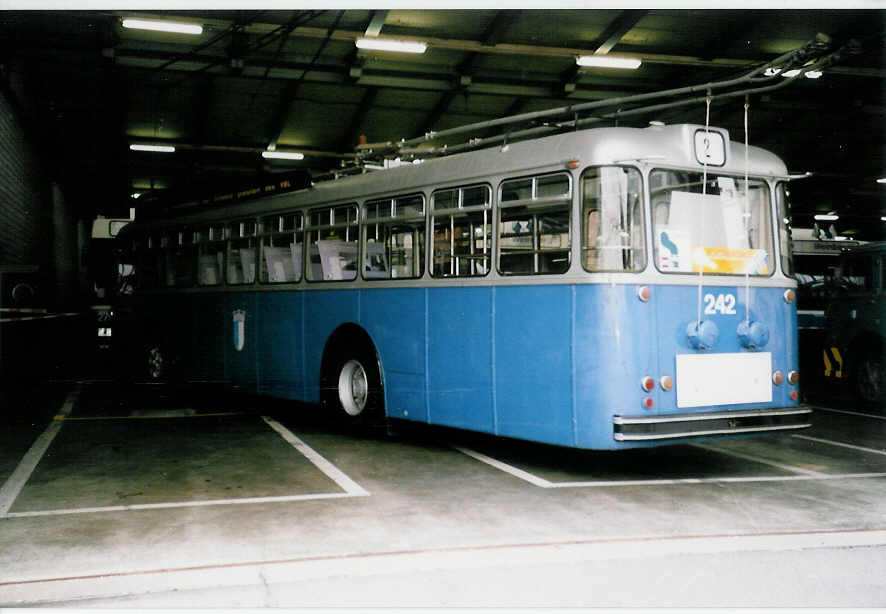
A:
[690,442,827,477]
[1,391,368,520]
[452,445,553,488]
[262,416,370,497]
[811,406,886,421]
[546,472,886,488]
[0,386,79,516]
[454,443,886,489]
[3,492,357,519]
[794,434,886,457]
[59,411,244,421]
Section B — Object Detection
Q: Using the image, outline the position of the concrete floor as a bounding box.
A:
[1,378,885,607]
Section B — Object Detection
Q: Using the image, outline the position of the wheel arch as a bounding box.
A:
[847,330,884,372]
[319,322,386,404]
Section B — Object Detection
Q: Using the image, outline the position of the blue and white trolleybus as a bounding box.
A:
[117,120,810,450]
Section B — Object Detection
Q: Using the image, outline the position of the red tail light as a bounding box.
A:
[772,370,784,386]
[641,376,655,392]
[788,370,799,385]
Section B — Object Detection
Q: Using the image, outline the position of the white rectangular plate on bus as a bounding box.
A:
[676,352,772,408]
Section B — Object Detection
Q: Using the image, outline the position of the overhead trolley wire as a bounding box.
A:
[354,33,860,166]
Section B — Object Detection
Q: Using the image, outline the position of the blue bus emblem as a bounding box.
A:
[233,309,246,352]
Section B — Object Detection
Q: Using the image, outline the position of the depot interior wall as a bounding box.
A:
[0,86,79,308]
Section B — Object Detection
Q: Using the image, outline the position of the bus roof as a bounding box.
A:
[131,122,789,229]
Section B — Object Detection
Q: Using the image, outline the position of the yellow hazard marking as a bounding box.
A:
[53,414,66,421]
[832,347,843,379]
[823,350,832,377]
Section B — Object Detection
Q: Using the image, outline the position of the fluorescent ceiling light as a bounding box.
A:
[764,67,781,77]
[576,55,642,70]
[881,217,886,222]
[355,38,427,54]
[131,192,142,199]
[779,68,823,79]
[877,178,886,184]
[262,151,305,161]
[130,144,176,153]
[814,214,839,221]
[122,18,203,35]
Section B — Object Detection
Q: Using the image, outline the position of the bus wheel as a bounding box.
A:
[325,347,383,427]
[855,348,885,407]
[146,345,166,380]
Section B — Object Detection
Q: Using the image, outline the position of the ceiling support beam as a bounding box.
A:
[265,10,345,151]
[420,90,458,137]
[560,9,648,95]
[591,9,648,55]
[418,10,519,136]
[337,86,377,153]
[266,81,300,152]
[190,75,214,148]
[364,11,388,37]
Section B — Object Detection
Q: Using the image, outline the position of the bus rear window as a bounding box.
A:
[650,170,773,276]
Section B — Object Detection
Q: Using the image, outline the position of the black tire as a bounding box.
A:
[146,344,166,381]
[855,347,885,409]
[322,343,384,428]
[145,342,175,382]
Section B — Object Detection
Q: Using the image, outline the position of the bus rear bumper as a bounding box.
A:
[612,406,812,442]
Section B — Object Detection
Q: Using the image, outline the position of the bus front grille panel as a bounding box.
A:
[612,407,812,441]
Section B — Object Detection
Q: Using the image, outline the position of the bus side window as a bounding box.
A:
[431,185,491,278]
[197,224,225,286]
[227,219,257,285]
[260,213,303,284]
[306,205,358,281]
[134,234,160,290]
[175,230,196,288]
[363,194,426,280]
[842,255,874,293]
[498,172,571,276]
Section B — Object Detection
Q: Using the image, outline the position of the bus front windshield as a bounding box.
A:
[650,169,773,276]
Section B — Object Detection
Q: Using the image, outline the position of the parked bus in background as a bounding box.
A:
[790,225,863,399]
[822,241,886,407]
[84,213,134,365]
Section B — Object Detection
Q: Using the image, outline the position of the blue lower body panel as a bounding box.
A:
[140,282,806,450]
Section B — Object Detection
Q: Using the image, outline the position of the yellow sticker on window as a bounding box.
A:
[692,247,769,275]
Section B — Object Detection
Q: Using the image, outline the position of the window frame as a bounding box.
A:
[648,168,775,278]
[362,193,427,281]
[196,223,226,287]
[305,203,360,282]
[226,218,259,286]
[259,211,305,284]
[776,182,794,278]
[430,183,493,279]
[167,227,197,288]
[497,171,573,276]
[580,165,647,274]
